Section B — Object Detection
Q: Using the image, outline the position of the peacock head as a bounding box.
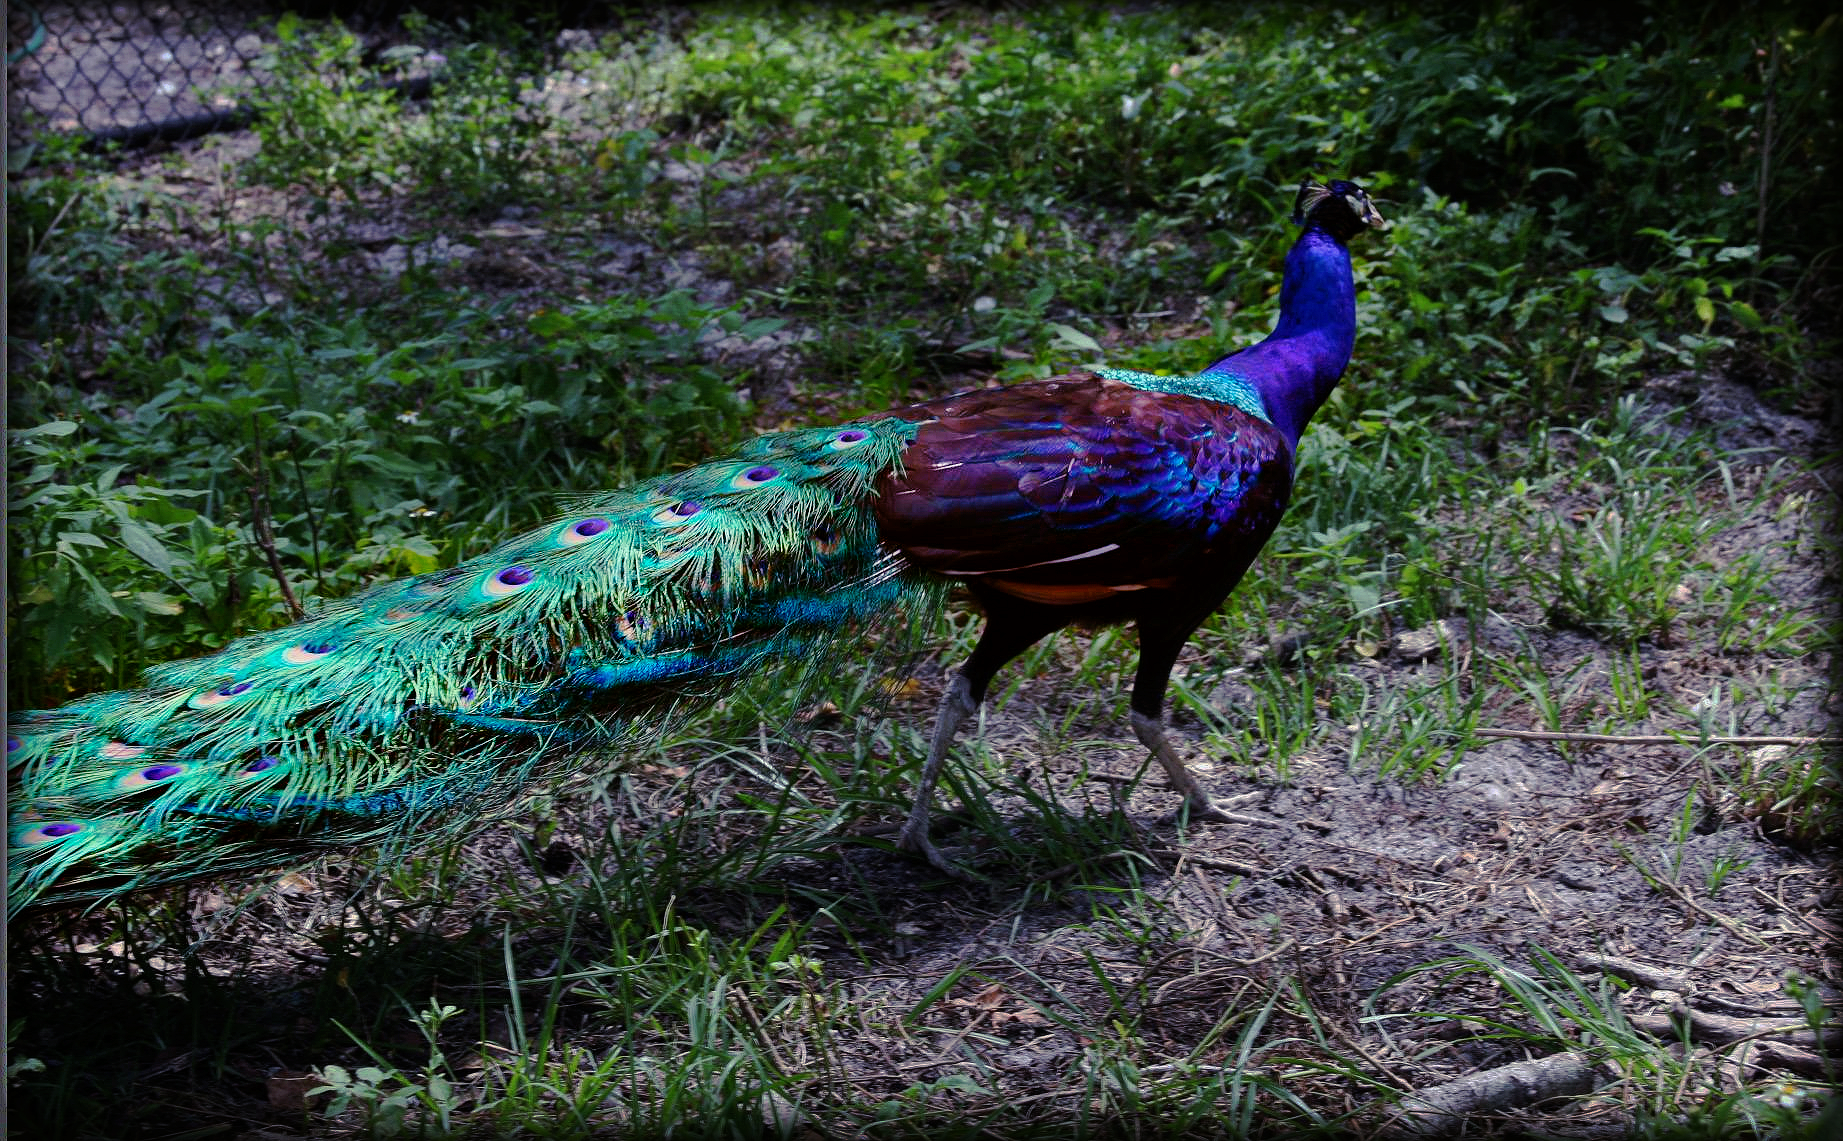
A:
[1292,178,1387,241]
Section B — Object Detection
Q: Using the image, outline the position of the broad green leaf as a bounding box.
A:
[131,591,184,616]
[118,521,175,575]
[1049,323,1102,353]
[9,420,79,438]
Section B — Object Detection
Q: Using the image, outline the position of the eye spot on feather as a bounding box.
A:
[16,821,85,845]
[190,681,255,709]
[811,525,841,555]
[381,607,422,624]
[282,641,338,665]
[651,501,704,526]
[482,565,536,599]
[6,736,21,754]
[115,763,187,790]
[99,741,149,760]
[238,755,283,777]
[744,558,774,589]
[729,465,781,490]
[459,685,478,706]
[559,516,612,546]
[614,609,650,643]
[829,429,870,450]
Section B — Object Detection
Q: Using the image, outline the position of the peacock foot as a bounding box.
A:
[1160,796,1241,826]
[1159,789,1283,828]
[894,820,979,881]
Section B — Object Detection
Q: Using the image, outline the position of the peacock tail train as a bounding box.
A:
[7,419,935,916]
[10,177,1385,916]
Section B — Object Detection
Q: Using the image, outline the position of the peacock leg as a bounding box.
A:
[1132,618,1238,823]
[895,599,1067,874]
[1130,710,1235,823]
[895,672,977,874]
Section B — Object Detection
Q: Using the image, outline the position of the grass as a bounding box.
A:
[6,3,1839,1138]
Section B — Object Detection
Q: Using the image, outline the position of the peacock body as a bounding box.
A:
[8,179,1384,915]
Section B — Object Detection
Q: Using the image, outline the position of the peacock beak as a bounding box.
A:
[1350,193,1387,230]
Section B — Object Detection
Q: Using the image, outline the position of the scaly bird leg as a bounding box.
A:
[1130,709,1240,824]
[896,672,978,875]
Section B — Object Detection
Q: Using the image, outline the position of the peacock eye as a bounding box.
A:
[810,524,842,555]
[18,821,84,844]
[554,515,612,548]
[113,762,193,790]
[480,565,536,599]
[730,465,781,489]
[614,608,651,642]
[651,500,705,525]
[830,428,870,449]
[282,640,338,665]
[190,680,256,708]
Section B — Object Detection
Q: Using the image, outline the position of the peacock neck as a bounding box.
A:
[1200,226,1356,452]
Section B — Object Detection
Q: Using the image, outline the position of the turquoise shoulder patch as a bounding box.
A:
[1093,367,1271,424]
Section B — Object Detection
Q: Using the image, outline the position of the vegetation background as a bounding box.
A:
[6,2,1838,1137]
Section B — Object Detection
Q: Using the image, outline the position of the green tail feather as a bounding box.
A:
[7,418,931,916]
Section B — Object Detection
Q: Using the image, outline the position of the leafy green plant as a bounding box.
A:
[6,420,264,702]
[316,1000,467,1137]
[243,15,414,206]
[8,288,776,706]
[395,33,556,217]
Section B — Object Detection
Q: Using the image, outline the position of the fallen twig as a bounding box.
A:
[1658,1001,1839,1052]
[1644,877,1773,950]
[1380,1051,1617,1137]
[1475,729,1841,747]
[246,483,305,622]
[1578,954,1690,993]
[1626,1006,1839,1079]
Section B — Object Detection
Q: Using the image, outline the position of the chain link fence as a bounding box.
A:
[4,0,478,154]
[5,1,292,151]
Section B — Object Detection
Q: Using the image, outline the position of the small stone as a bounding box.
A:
[759,1091,802,1132]
[1751,744,1791,766]
[1392,619,1460,662]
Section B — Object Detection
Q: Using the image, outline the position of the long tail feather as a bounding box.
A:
[7,418,928,916]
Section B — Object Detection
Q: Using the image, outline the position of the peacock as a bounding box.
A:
[7,179,1385,917]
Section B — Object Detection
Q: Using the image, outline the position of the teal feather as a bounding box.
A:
[1090,367,1272,424]
[7,418,930,915]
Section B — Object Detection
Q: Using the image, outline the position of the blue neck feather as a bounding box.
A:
[1200,225,1357,452]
